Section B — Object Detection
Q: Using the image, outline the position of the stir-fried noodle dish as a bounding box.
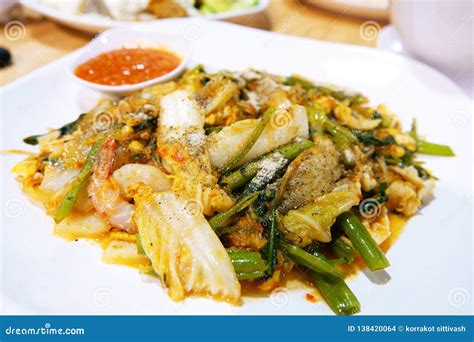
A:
[13,66,454,315]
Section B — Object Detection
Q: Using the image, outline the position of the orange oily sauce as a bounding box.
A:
[54,213,407,303]
[75,48,181,86]
[241,214,407,301]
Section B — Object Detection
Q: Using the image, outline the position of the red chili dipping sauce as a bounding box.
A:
[75,47,181,86]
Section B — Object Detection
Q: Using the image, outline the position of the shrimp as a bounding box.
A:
[87,138,136,233]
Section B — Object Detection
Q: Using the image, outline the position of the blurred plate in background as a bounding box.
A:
[20,0,269,33]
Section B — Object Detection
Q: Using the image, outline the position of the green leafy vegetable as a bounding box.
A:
[409,119,454,156]
[282,190,360,245]
[23,113,85,145]
[205,126,223,135]
[54,139,103,223]
[324,120,358,165]
[332,237,355,264]
[324,120,357,150]
[133,117,157,132]
[417,140,455,156]
[199,0,258,13]
[309,271,361,315]
[336,211,390,271]
[227,248,268,280]
[208,192,260,230]
[283,75,315,90]
[219,108,276,174]
[264,196,278,277]
[306,106,327,136]
[136,233,145,256]
[278,239,344,280]
[284,75,359,102]
[221,139,314,192]
[356,131,395,146]
[363,182,388,203]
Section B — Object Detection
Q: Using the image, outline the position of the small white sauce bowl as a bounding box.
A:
[68,27,192,94]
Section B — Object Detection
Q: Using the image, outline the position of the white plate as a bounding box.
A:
[0,19,472,315]
[20,0,269,34]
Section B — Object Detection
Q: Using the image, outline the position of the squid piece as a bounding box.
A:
[158,90,234,215]
[207,105,309,169]
[279,136,344,213]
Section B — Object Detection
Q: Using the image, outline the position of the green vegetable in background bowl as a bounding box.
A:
[199,0,259,13]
